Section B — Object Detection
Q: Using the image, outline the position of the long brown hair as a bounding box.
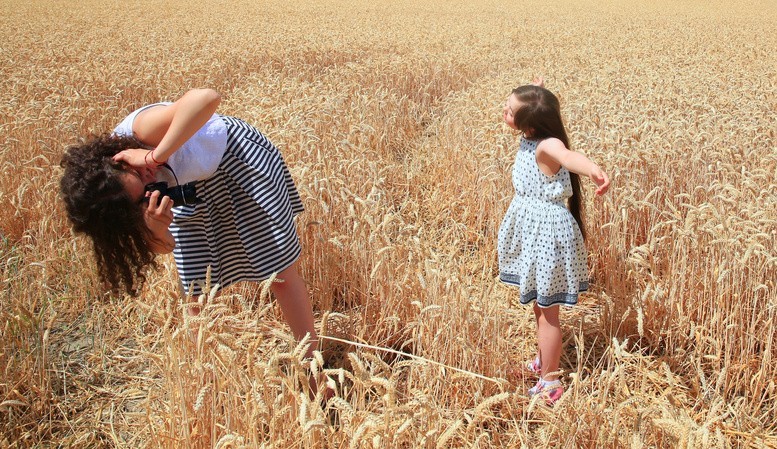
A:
[511,85,585,238]
[60,133,158,295]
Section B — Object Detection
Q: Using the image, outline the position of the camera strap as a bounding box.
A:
[160,163,199,206]
[160,163,178,184]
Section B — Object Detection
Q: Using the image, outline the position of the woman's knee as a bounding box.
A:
[270,261,304,295]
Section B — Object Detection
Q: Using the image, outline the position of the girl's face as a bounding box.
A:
[503,93,522,130]
[121,167,156,204]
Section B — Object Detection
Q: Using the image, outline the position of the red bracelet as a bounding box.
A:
[144,150,154,167]
[150,149,163,165]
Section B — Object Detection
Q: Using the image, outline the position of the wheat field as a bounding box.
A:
[1,0,775,447]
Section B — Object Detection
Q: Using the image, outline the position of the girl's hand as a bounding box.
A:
[532,76,545,87]
[113,148,157,170]
[590,166,610,195]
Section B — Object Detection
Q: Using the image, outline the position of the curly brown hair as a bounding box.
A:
[60,133,157,296]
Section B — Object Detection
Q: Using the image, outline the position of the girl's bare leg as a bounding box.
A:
[536,304,561,382]
[271,260,318,359]
[533,302,542,363]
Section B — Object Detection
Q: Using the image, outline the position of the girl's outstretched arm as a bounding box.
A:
[537,138,610,195]
[113,88,222,168]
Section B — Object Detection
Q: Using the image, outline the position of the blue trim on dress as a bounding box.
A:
[500,273,588,308]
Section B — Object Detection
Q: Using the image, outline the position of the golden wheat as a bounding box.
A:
[1,0,775,447]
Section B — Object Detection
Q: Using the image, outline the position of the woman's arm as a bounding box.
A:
[110,90,219,253]
[537,138,610,195]
[113,88,222,167]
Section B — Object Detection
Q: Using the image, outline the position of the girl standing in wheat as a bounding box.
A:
[498,78,610,404]
[59,89,320,362]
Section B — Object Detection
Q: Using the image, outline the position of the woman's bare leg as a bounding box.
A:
[271,261,333,398]
[271,260,317,359]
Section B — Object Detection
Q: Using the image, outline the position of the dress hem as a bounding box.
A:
[500,274,588,308]
[182,248,301,296]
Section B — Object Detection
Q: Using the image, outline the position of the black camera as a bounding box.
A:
[144,181,202,207]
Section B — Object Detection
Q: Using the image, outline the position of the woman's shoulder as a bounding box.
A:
[113,102,172,136]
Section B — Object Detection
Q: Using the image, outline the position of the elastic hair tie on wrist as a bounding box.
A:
[144,150,154,167]
[150,149,162,165]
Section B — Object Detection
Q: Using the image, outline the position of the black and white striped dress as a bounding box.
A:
[116,109,304,296]
[170,117,304,295]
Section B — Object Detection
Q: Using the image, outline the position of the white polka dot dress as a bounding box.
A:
[498,137,588,308]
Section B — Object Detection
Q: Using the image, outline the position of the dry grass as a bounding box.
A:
[1,0,775,447]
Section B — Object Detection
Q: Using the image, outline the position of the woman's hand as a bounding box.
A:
[590,165,610,196]
[143,189,175,253]
[113,148,158,171]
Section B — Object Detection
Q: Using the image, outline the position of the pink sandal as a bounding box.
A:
[525,357,541,374]
[528,379,563,405]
